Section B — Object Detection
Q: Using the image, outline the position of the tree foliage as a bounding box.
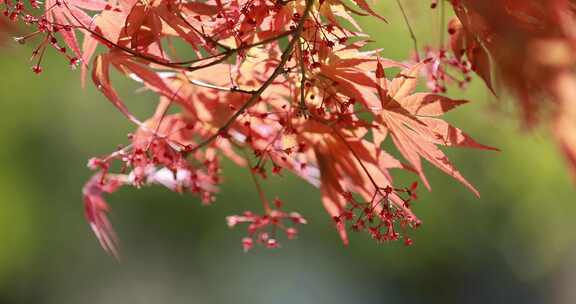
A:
[1,0,574,257]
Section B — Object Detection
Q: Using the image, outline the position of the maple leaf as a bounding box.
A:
[92,53,142,125]
[374,62,498,195]
[45,0,107,63]
[82,173,124,260]
[315,41,406,110]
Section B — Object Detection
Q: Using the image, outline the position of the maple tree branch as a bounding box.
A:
[0,0,511,254]
[186,0,315,153]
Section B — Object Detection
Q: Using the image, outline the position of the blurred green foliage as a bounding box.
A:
[0,3,574,304]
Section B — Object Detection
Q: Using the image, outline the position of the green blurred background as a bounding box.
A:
[0,3,575,304]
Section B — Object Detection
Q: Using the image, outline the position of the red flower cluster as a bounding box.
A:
[334,183,421,247]
[417,46,472,94]
[227,198,307,251]
[2,0,84,72]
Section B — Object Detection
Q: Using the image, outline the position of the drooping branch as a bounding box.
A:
[0,0,504,254]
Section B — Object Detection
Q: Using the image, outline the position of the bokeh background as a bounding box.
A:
[0,3,575,304]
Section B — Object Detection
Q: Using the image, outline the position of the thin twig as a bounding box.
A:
[439,0,446,50]
[396,0,420,61]
[185,78,256,95]
[297,39,309,118]
[241,149,271,213]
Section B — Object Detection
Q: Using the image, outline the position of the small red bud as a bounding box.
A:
[32,65,42,74]
[404,238,414,246]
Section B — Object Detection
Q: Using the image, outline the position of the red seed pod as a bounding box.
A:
[266,238,278,249]
[404,238,414,246]
[31,65,42,74]
[242,237,254,252]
